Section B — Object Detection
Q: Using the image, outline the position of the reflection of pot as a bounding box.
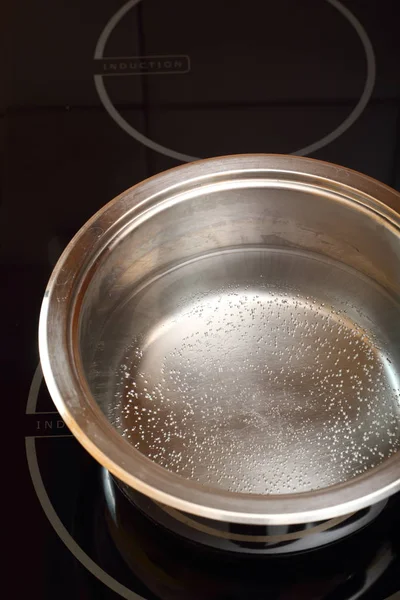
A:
[107,471,388,555]
[40,155,400,526]
[102,470,396,600]
[106,470,387,555]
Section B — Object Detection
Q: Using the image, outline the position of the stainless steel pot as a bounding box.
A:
[39,154,400,526]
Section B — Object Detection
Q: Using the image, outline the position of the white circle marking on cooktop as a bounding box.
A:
[93,0,376,161]
[25,363,146,600]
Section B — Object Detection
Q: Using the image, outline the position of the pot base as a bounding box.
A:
[104,470,389,556]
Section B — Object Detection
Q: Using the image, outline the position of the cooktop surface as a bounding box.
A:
[3,0,400,598]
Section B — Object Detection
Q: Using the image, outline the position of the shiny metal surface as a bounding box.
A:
[39,155,400,524]
[108,473,389,555]
[98,248,400,495]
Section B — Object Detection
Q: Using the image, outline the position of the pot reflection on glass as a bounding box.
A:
[100,469,396,600]
[104,470,389,555]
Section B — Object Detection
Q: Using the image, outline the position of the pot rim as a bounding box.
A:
[39,154,400,525]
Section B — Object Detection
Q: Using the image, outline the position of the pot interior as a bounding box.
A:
[79,163,400,497]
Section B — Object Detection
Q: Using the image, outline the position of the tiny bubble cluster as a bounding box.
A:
[96,249,400,495]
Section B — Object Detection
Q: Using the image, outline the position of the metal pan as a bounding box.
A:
[39,155,400,525]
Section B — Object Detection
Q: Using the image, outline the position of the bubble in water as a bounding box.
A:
[92,248,400,495]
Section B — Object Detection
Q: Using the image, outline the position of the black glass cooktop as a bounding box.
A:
[3,0,400,598]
